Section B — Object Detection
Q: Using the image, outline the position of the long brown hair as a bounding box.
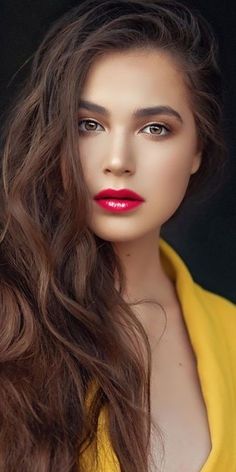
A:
[0,1,228,471]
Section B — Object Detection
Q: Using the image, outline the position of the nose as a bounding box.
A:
[103,136,135,176]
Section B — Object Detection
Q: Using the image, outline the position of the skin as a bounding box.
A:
[65,49,212,470]
[73,48,202,330]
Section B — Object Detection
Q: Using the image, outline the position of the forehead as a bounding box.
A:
[80,49,190,112]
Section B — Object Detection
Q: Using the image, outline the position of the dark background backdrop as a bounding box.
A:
[0,0,235,303]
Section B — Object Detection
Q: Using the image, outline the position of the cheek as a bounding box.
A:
[146,148,195,219]
[150,136,196,193]
[80,158,97,192]
[161,155,192,192]
[78,141,97,185]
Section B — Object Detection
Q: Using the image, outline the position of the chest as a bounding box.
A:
[148,307,212,472]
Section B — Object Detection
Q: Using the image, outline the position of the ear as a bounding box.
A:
[190,150,202,175]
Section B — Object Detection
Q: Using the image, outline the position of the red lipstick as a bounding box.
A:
[94,188,144,213]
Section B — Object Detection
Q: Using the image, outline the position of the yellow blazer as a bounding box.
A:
[80,237,236,471]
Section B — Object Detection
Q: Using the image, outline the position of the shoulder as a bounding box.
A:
[194,282,236,317]
[194,282,236,344]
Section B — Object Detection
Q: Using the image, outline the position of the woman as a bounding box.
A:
[0,0,235,471]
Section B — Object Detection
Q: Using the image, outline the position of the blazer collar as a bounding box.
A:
[159,237,236,471]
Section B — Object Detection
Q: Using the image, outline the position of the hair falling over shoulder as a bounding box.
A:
[0,0,228,471]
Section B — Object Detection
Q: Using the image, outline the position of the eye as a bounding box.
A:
[78,119,171,137]
[78,119,103,133]
[140,123,170,137]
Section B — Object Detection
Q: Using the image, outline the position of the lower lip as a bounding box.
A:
[94,198,143,212]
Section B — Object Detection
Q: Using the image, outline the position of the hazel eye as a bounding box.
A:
[78,119,103,132]
[140,123,170,136]
[78,119,171,137]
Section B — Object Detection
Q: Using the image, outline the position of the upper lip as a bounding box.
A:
[94,188,144,201]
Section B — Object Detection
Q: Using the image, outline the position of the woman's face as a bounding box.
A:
[75,49,202,242]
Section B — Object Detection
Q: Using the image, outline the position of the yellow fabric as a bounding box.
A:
[80,237,236,471]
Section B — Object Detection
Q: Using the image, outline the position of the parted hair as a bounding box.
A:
[0,1,228,471]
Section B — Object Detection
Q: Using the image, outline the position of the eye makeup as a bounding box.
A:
[77,118,174,140]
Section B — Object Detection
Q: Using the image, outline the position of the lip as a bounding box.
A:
[94,188,144,200]
[95,199,143,213]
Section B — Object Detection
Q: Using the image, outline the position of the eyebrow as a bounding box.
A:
[78,99,183,123]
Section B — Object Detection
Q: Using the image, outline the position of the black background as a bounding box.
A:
[0,0,235,302]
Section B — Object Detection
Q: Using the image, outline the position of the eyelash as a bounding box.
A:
[77,119,171,138]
